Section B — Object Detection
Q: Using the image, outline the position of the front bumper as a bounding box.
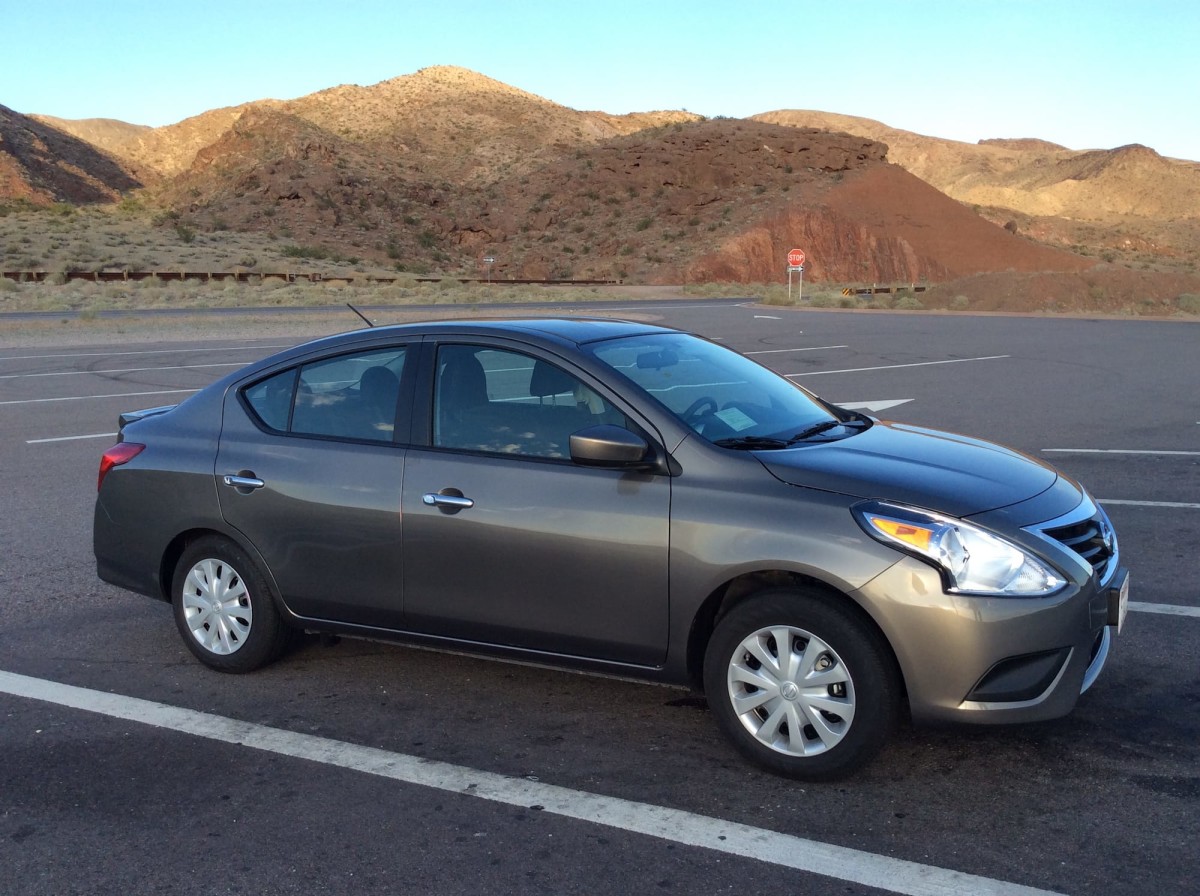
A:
[853,557,1124,725]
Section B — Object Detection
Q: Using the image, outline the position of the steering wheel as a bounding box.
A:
[681,396,719,424]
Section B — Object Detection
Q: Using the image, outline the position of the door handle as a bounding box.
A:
[422,491,474,511]
[223,474,265,490]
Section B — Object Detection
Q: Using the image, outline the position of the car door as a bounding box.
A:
[401,341,671,667]
[215,344,414,627]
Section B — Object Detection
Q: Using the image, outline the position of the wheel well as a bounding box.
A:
[684,571,908,708]
[158,528,227,602]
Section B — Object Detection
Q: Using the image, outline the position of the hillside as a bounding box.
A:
[0,104,141,203]
[754,110,1200,270]
[4,65,1199,299]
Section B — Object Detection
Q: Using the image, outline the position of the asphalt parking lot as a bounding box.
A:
[2,301,1197,895]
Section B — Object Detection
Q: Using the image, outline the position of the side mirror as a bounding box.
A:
[569,424,651,468]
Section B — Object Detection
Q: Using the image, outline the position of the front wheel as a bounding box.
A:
[703,588,901,780]
[171,536,289,673]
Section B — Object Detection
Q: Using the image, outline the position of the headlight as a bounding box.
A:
[853,501,1064,596]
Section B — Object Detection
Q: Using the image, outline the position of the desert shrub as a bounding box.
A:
[894,295,924,310]
[0,277,17,292]
[761,284,793,305]
[281,244,329,260]
[950,295,970,310]
[174,223,196,244]
[1176,293,1200,314]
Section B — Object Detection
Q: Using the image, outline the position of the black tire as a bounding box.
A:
[703,587,901,780]
[171,535,289,673]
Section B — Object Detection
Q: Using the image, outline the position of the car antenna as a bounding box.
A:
[346,303,375,328]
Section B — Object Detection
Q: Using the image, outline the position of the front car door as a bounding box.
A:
[401,341,671,667]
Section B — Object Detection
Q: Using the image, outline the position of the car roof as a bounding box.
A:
[291,317,678,356]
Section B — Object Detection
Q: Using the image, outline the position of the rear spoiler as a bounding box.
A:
[118,404,177,437]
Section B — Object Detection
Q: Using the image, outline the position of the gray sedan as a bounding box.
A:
[94,318,1128,779]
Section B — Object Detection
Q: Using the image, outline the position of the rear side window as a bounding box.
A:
[243,347,408,443]
[243,369,297,432]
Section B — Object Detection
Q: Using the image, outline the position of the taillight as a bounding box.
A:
[97,442,145,491]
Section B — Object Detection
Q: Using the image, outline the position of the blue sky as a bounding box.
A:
[4,0,1198,160]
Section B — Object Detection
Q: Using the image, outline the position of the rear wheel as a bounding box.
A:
[703,588,900,780]
[171,536,288,673]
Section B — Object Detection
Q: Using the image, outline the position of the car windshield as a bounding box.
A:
[589,333,839,443]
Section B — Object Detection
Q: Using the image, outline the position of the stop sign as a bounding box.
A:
[787,248,805,267]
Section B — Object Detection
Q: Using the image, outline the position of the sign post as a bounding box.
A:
[786,248,806,303]
[482,255,496,283]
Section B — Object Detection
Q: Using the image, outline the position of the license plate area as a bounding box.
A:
[1108,570,1129,633]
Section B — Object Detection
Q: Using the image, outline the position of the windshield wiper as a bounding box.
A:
[713,436,791,450]
[785,420,843,443]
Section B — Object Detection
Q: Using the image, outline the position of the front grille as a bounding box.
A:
[1043,514,1117,579]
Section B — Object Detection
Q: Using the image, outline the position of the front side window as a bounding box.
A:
[433,344,627,458]
[243,347,407,442]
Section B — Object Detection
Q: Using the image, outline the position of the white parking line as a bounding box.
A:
[1130,602,1200,618]
[26,432,116,444]
[1044,449,1200,456]
[787,355,1010,377]
[1100,499,1200,509]
[0,670,1061,896]
[0,345,291,362]
[0,362,244,379]
[745,345,848,355]
[0,388,199,406]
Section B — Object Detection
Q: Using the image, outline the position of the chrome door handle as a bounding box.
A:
[422,492,474,510]
[223,474,265,490]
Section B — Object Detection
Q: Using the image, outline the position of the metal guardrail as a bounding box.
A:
[0,271,621,286]
[841,285,929,296]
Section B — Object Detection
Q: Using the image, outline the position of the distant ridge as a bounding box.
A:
[3,66,1198,285]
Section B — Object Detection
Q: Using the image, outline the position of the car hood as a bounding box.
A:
[757,421,1058,518]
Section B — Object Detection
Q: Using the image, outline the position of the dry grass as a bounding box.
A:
[0,204,388,276]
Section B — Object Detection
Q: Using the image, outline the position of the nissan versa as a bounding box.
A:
[93,319,1128,779]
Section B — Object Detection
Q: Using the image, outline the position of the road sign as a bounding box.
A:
[483,256,496,264]
[787,248,806,267]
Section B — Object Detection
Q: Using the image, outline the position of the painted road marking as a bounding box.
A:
[0,388,199,407]
[1044,449,1200,456]
[26,433,117,444]
[837,399,914,413]
[745,345,847,355]
[1100,500,1200,509]
[0,670,1062,896]
[0,362,244,379]
[787,355,1010,378]
[0,345,291,362]
[1130,602,1200,618]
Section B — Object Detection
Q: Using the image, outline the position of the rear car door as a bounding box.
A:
[215,344,414,627]
[401,341,671,666]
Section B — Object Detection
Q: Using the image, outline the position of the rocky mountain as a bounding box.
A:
[754,110,1200,268]
[3,66,1196,286]
[0,104,142,203]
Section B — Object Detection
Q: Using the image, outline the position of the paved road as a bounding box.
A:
[1,303,1197,895]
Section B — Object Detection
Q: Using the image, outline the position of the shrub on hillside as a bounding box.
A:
[1177,293,1200,314]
